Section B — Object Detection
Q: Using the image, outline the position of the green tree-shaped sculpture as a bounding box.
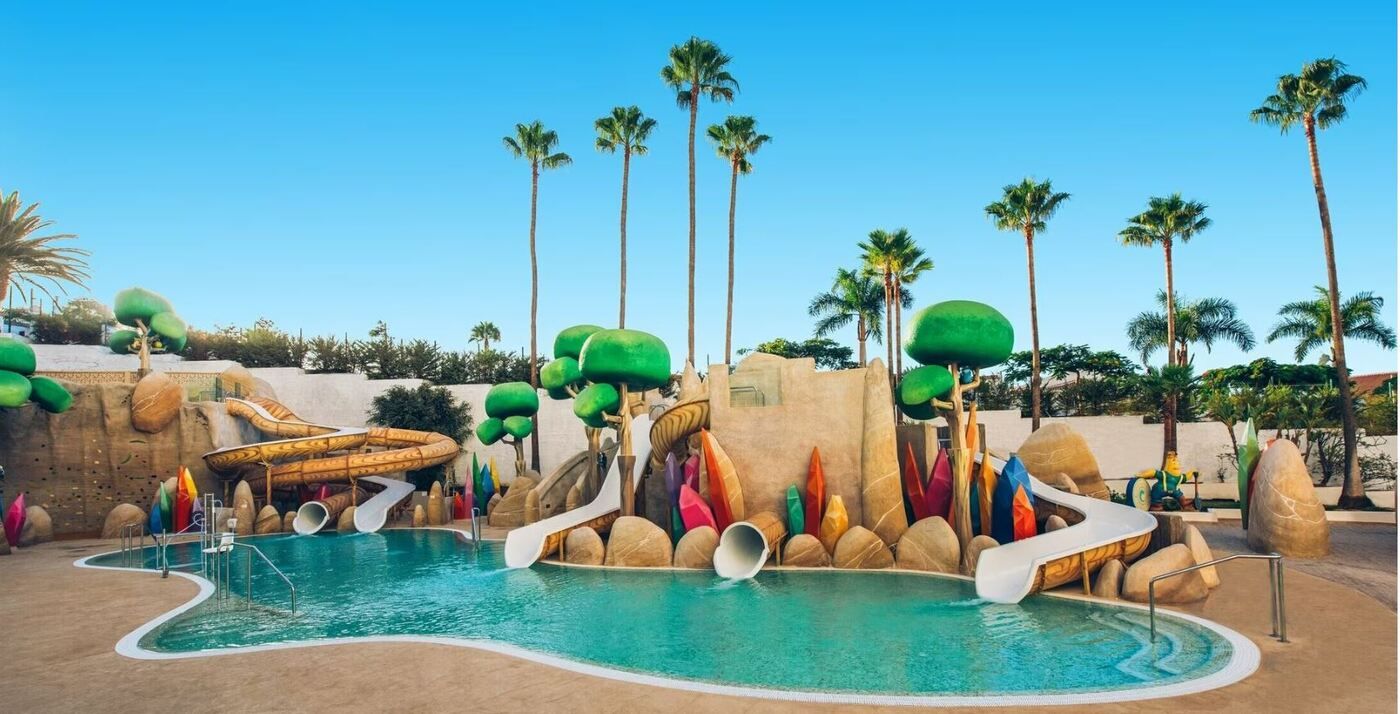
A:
[475,381,539,479]
[0,337,72,414]
[896,301,1014,547]
[540,324,608,494]
[108,287,187,375]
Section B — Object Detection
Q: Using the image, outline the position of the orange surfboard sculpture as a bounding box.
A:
[818,494,849,555]
[805,447,825,537]
[1012,485,1036,541]
[977,453,996,537]
[700,430,744,531]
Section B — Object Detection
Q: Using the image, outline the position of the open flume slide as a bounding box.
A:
[973,455,1156,604]
[504,411,653,568]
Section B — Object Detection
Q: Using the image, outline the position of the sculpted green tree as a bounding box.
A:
[1251,58,1368,504]
[595,106,657,328]
[706,115,771,364]
[0,337,73,414]
[540,324,608,495]
[1126,291,1256,365]
[1268,287,1395,362]
[469,321,501,352]
[985,178,1070,432]
[475,382,539,479]
[0,189,90,306]
[661,37,738,366]
[808,267,884,364]
[1119,194,1211,456]
[108,288,188,374]
[503,121,571,470]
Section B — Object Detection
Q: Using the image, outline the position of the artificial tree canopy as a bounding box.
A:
[899,365,955,406]
[484,381,539,419]
[904,300,1014,369]
[547,385,572,401]
[27,376,73,413]
[0,338,36,375]
[108,329,140,354]
[503,415,534,439]
[573,382,620,428]
[159,332,187,353]
[114,287,174,328]
[149,311,187,342]
[476,417,506,445]
[554,324,606,361]
[0,370,33,408]
[540,356,583,392]
[579,329,671,390]
[898,398,938,421]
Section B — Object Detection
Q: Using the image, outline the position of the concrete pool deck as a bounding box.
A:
[0,530,1394,713]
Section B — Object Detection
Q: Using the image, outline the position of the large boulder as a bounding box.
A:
[604,516,672,567]
[337,506,358,532]
[784,534,831,567]
[1247,440,1330,558]
[1044,515,1068,532]
[253,505,281,535]
[130,372,183,433]
[564,527,604,565]
[488,476,537,528]
[1181,524,1220,588]
[673,526,719,569]
[232,480,255,516]
[486,493,502,517]
[1093,559,1125,600]
[895,516,960,573]
[101,503,147,539]
[1015,423,1109,499]
[426,482,444,525]
[832,526,894,569]
[1122,544,1208,603]
[411,504,426,527]
[962,534,998,576]
[282,511,296,533]
[18,506,53,546]
[1039,472,1080,494]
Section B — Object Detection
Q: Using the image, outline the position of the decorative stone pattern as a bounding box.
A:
[564,527,604,565]
[962,534,998,576]
[130,372,183,433]
[1093,559,1125,599]
[783,534,831,567]
[860,359,908,545]
[832,526,894,569]
[100,503,146,539]
[1247,440,1330,558]
[895,517,960,573]
[603,516,672,567]
[488,476,537,528]
[1122,544,1208,603]
[1015,423,1109,499]
[673,526,719,569]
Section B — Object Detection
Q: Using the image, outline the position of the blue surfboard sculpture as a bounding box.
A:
[993,455,1035,544]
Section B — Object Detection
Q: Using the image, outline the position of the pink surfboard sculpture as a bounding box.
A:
[4,493,26,547]
[924,448,953,520]
[678,484,717,533]
[683,454,700,492]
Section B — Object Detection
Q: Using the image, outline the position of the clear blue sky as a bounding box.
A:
[4,2,1396,373]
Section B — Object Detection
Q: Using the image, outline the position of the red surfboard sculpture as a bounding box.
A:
[804,447,825,537]
[924,447,953,520]
[903,442,929,521]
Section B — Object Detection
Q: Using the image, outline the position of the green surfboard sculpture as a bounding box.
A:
[1238,418,1259,530]
[786,484,805,538]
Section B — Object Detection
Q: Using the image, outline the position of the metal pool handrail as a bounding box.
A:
[229,540,297,613]
[1149,552,1286,643]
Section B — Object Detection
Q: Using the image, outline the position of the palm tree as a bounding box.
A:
[808,268,885,365]
[469,321,501,353]
[890,240,933,377]
[661,37,738,366]
[1267,287,1395,361]
[1126,291,1256,365]
[503,121,571,471]
[984,178,1071,432]
[1251,57,1369,507]
[706,115,771,364]
[1119,194,1211,455]
[0,189,90,307]
[858,229,910,386]
[595,106,657,328]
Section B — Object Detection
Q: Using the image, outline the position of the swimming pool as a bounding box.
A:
[82,529,1257,706]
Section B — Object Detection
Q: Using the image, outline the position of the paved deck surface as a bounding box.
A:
[1,527,1394,713]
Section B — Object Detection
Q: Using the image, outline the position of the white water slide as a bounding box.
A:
[973,455,1158,604]
[503,412,653,568]
[353,476,416,533]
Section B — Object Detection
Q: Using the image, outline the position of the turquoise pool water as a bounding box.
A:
[90,530,1239,698]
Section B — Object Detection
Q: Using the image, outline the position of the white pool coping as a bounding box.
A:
[74,529,1261,708]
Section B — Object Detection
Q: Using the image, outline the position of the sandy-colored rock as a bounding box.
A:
[232,480,255,516]
[426,482,444,525]
[130,372,183,433]
[486,493,501,517]
[784,533,831,567]
[233,503,254,536]
[1247,440,1330,558]
[677,361,705,402]
[962,534,998,576]
[282,511,296,533]
[604,516,672,567]
[1039,472,1080,494]
[1181,524,1220,588]
[673,526,719,569]
[832,526,894,569]
[895,516,960,573]
[1093,559,1125,599]
[524,488,541,524]
[564,527,604,565]
[565,481,582,512]
[411,504,426,527]
[1016,423,1109,499]
[19,506,53,546]
[488,476,537,528]
[1044,514,1068,532]
[1122,544,1208,603]
[101,503,147,539]
[337,506,358,532]
[254,505,281,535]
[860,359,908,544]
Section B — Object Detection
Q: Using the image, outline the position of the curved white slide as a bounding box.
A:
[504,412,653,568]
[974,455,1158,604]
[354,476,416,533]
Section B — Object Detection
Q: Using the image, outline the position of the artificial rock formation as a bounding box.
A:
[1122,544,1208,603]
[523,489,541,525]
[130,372,183,433]
[860,359,908,544]
[101,503,147,539]
[253,505,281,535]
[895,516,960,573]
[784,533,831,567]
[962,534,998,576]
[673,526,719,569]
[1044,515,1068,532]
[1039,472,1080,495]
[427,482,444,525]
[488,476,537,528]
[1247,440,1330,558]
[19,506,53,546]
[1015,423,1109,499]
[412,504,426,527]
[832,526,894,569]
[1181,524,1220,588]
[1093,559,1125,599]
[604,516,672,567]
[486,493,501,517]
[337,505,358,532]
[231,480,255,536]
[564,527,605,565]
[282,511,296,533]
[232,480,255,517]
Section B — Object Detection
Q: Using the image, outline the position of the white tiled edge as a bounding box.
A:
[73,528,1260,708]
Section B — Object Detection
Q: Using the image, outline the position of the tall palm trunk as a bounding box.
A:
[1162,237,1178,457]
[686,84,698,367]
[856,314,868,365]
[882,271,894,386]
[1305,115,1367,507]
[619,148,631,328]
[528,162,541,471]
[1024,227,1043,432]
[893,275,904,377]
[724,158,738,364]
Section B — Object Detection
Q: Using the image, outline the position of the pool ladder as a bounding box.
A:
[469,507,482,551]
[1148,552,1287,643]
[206,538,297,614]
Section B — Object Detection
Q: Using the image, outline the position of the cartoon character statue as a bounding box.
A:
[1128,452,1198,511]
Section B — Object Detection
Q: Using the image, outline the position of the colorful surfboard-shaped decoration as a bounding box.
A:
[700,430,744,531]
[158,480,173,533]
[683,454,700,492]
[175,471,190,532]
[785,484,805,537]
[1238,418,1260,529]
[453,493,466,520]
[925,448,953,520]
[463,490,475,518]
[4,494,26,547]
[818,494,849,555]
[804,447,825,537]
[678,484,717,533]
[992,456,1025,545]
[664,453,683,507]
[977,455,996,537]
[316,484,331,502]
[147,487,164,535]
[903,442,929,521]
[481,464,496,504]
[489,457,501,493]
[670,506,685,543]
[1011,485,1036,541]
[969,477,981,537]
